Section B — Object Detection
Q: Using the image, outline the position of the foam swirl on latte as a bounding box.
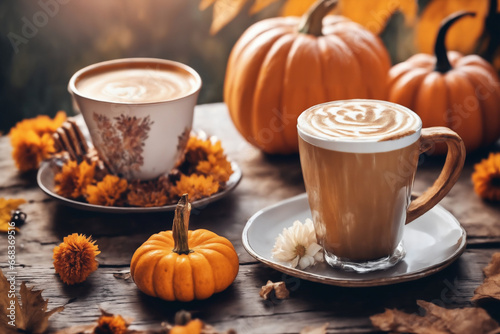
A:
[76,65,197,103]
[298,100,421,142]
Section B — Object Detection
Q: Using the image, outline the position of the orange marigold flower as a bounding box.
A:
[182,136,233,183]
[9,112,66,172]
[196,154,233,184]
[171,174,219,201]
[472,153,500,201]
[185,136,225,158]
[10,111,66,137]
[10,131,55,172]
[127,180,170,207]
[54,160,96,199]
[94,313,129,334]
[53,233,100,285]
[86,175,128,206]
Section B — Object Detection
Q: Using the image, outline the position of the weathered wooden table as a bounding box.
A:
[1,103,500,333]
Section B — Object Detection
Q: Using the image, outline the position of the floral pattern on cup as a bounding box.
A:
[92,112,154,179]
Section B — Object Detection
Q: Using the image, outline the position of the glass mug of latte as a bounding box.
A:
[297,100,466,273]
[68,58,202,180]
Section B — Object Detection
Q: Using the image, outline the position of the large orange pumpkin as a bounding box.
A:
[130,195,239,302]
[389,11,500,152]
[224,0,391,154]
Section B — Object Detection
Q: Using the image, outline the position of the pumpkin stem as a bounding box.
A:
[434,11,476,73]
[174,310,192,326]
[298,0,338,36]
[172,194,191,255]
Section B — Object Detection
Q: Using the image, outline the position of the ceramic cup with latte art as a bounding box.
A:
[297,99,466,273]
[68,58,201,180]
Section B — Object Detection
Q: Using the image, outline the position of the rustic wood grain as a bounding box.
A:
[1,103,500,333]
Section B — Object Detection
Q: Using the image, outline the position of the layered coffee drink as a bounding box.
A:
[75,61,199,103]
[298,100,422,270]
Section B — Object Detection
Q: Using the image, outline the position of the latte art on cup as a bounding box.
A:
[298,100,421,142]
[75,63,198,104]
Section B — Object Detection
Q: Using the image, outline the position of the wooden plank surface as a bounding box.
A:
[1,103,500,333]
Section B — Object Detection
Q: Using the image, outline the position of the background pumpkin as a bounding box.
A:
[224,0,391,154]
[130,195,239,302]
[388,11,500,153]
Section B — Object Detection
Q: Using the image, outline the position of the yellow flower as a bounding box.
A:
[171,174,219,201]
[53,233,100,285]
[86,175,128,206]
[54,160,96,199]
[9,111,67,172]
[94,313,129,334]
[10,131,54,172]
[10,111,66,135]
[0,198,26,233]
[183,136,233,183]
[185,136,225,159]
[472,153,500,201]
[196,154,233,183]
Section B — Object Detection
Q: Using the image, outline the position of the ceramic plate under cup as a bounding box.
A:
[242,193,466,287]
[37,160,241,214]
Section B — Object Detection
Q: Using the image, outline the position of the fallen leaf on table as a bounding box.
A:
[0,269,64,334]
[484,253,500,278]
[370,300,499,334]
[473,252,500,302]
[0,197,26,233]
[113,271,132,281]
[259,280,290,300]
[300,322,329,334]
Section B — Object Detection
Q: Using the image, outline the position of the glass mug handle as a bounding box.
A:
[406,127,466,224]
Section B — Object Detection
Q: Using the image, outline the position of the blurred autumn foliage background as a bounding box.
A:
[0,0,497,133]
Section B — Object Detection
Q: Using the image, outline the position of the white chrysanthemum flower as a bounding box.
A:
[272,218,324,270]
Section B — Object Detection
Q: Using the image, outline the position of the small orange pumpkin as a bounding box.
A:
[169,310,204,334]
[224,0,391,154]
[389,11,500,153]
[130,195,239,302]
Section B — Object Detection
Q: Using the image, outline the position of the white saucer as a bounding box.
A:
[242,193,466,287]
[37,161,241,214]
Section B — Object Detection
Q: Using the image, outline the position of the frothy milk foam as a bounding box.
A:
[298,100,421,142]
[76,63,197,103]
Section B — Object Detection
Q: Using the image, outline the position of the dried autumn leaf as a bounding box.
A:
[336,0,417,34]
[210,0,249,34]
[484,252,500,278]
[259,280,290,300]
[249,0,279,14]
[0,198,26,233]
[281,0,417,34]
[0,269,64,334]
[203,0,417,35]
[370,300,499,334]
[473,252,500,302]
